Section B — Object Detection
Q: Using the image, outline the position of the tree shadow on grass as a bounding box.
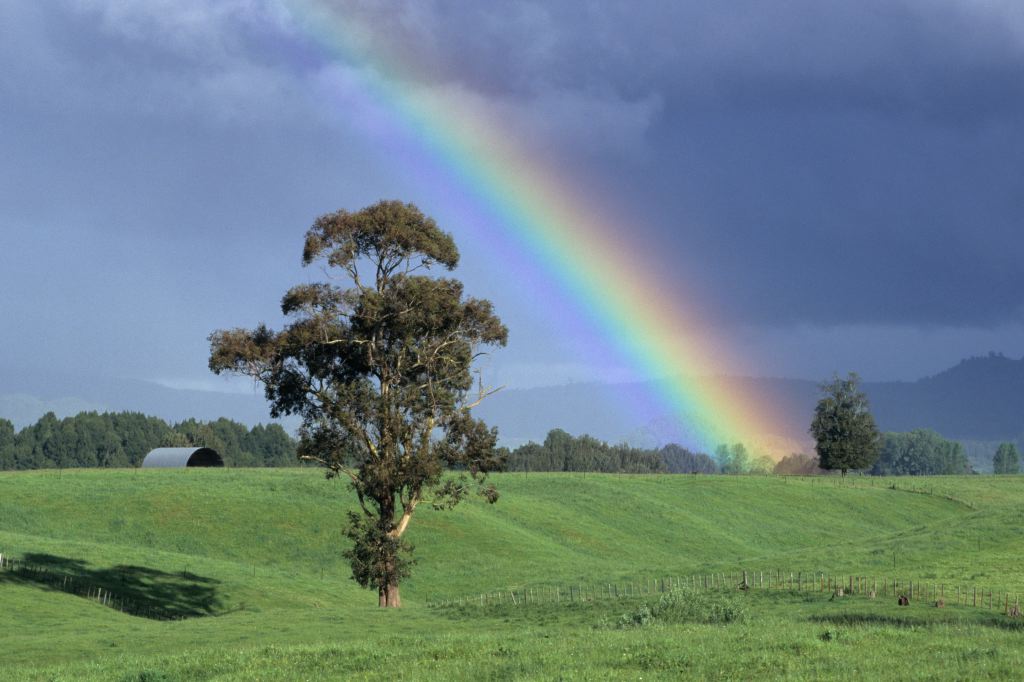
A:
[0,553,223,620]
[809,612,1024,631]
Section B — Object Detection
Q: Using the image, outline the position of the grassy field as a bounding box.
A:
[1,469,1022,680]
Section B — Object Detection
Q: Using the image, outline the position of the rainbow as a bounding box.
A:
[280,2,796,456]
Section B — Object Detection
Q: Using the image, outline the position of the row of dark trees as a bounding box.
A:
[870,429,972,476]
[0,412,296,470]
[505,426,989,478]
[0,409,997,478]
[503,429,714,474]
[504,429,695,474]
[503,429,819,475]
[806,373,1024,475]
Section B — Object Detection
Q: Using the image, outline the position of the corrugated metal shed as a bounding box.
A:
[141,447,224,468]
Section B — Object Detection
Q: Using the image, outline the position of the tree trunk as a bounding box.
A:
[379,581,401,608]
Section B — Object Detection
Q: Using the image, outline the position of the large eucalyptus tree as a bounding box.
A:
[209,200,507,607]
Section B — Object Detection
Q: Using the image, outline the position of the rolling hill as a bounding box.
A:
[2,468,1024,679]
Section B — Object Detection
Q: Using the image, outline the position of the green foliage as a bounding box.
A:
[714,443,753,474]
[0,419,15,470]
[342,511,415,592]
[774,453,823,475]
[872,430,972,476]
[810,373,881,475]
[504,429,675,473]
[614,586,746,628]
[209,201,507,605]
[749,454,775,474]
[658,443,717,473]
[993,442,1020,474]
[0,412,296,470]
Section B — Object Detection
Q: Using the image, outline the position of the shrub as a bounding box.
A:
[613,587,746,628]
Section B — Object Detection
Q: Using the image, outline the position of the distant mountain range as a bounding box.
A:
[3,353,1023,466]
[0,367,286,431]
[475,353,1024,456]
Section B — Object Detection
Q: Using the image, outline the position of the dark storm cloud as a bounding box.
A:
[347,1,1024,120]
[3,0,1024,393]
[340,0,1024,327]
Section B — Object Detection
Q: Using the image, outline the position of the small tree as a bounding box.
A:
[715,443,750,474]
[809,373,880,476]
[993,442,1020,474]
[209,200,508,607]
[773,453,823,476]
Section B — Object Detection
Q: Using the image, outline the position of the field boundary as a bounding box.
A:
[428,568,1023,616]
[0,552,201,620]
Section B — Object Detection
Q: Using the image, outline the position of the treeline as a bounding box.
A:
[504,431,821,475]
[504,430,679,474]
[0,416,987,476]
[505,430,720,474]
[503,428,980,477]
[0,412,296,470]
[870,429,971,476]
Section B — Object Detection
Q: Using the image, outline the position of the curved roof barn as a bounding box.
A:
[142,447,224,468]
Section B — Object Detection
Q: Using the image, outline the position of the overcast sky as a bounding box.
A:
[2,0,1023,397]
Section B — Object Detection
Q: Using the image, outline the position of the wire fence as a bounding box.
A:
[5,549,1019,620]
[0,553,192,620]
[427,568,1023,617]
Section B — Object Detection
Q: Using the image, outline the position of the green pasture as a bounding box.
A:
[1,469,1022,680]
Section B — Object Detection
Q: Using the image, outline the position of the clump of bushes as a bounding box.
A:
[611,587,746,628]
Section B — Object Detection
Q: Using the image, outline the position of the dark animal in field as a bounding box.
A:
[867,590,876,599]
[1007,604,1022,618]
[898,594,909,606]
[934,599,945,608]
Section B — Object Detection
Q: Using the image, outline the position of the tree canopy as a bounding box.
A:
[0,412,295,470]
[209,200,507,608]
[809,373,881,476]
[504,429,675,474]
[993,442,1020,474]
[773,453,823,475]
[658,443,718,474]
[870,429,971,476]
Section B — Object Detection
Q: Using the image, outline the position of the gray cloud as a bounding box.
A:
[2,0,1023,393]
[336,0,1024,326]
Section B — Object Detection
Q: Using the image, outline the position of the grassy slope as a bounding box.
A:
[1,469,1022,680]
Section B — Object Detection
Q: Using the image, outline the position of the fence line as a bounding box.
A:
[427,568,1022,617]
[5,549,1017,619]
[0,552,186,620]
